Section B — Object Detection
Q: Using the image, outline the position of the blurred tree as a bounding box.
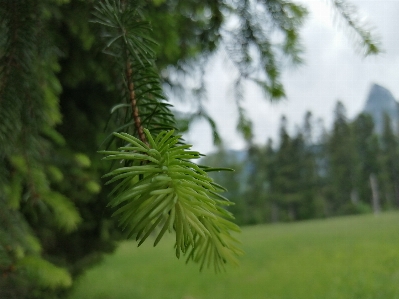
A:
[263,139,279,222]
[326,101,357,214]
[202,149,248,224]
[296,112,320,219]
[380,113,399,208]
[351,113,379,212]
[273,116,301,220]
[241,144,273,224]
[275,127,319,221]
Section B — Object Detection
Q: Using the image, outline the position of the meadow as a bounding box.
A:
[69,212,399,299]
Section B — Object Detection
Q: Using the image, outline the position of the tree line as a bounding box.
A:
[204,101,399,225]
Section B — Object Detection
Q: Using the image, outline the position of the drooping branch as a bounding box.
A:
[93,1,243,271]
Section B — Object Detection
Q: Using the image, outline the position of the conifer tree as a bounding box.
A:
[242,145,273,224]
[202,149,248,225]
[0,1,80,297]
[351,113,379,211]
[380,113,399,207]
[297,112,319,219]
[326,101,357,214]
[273,116,302,220]
[263,138,279,222]
[0,0,381,297]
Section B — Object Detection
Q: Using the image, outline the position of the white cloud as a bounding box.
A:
[184,0,399,153]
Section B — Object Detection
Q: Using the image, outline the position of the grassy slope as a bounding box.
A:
[69,212,399,299]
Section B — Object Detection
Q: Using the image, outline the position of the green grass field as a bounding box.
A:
[69,212,399,299]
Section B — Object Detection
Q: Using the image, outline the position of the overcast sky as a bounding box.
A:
[183,0,399,154]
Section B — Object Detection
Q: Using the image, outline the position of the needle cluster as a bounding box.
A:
[101,130,243,271]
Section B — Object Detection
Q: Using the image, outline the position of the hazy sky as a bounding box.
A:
[183,0,399,154]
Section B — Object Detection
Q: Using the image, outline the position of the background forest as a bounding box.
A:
[205,101,399,225]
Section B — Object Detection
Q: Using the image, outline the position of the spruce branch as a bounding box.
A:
[100,130,243,271]
[93,0,242,270]
[327,0,381,56]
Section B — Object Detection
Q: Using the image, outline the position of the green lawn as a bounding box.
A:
[69,212,399,299]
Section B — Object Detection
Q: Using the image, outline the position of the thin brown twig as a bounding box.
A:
[126,59,147,145]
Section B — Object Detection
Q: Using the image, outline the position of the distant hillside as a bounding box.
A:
[362,83,399,134]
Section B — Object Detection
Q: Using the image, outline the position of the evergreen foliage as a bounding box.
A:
[326,101,357,214]
[91,0,242,271]
[352,114,379,207]
[0,1,78,297]
[204,102,399,225]
[0,0,381,297]
[101,131,242,271]
[381,113,399,207]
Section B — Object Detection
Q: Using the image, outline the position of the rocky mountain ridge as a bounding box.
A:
[363,83,399,134]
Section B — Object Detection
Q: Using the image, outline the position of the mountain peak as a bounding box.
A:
[366,83,396,105]
[363,83,398,134]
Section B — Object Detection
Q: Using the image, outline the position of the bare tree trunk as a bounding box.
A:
[271,202,279,223]
[369,173,381,214]
[395,184,399,208]
[350,189,359,206]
